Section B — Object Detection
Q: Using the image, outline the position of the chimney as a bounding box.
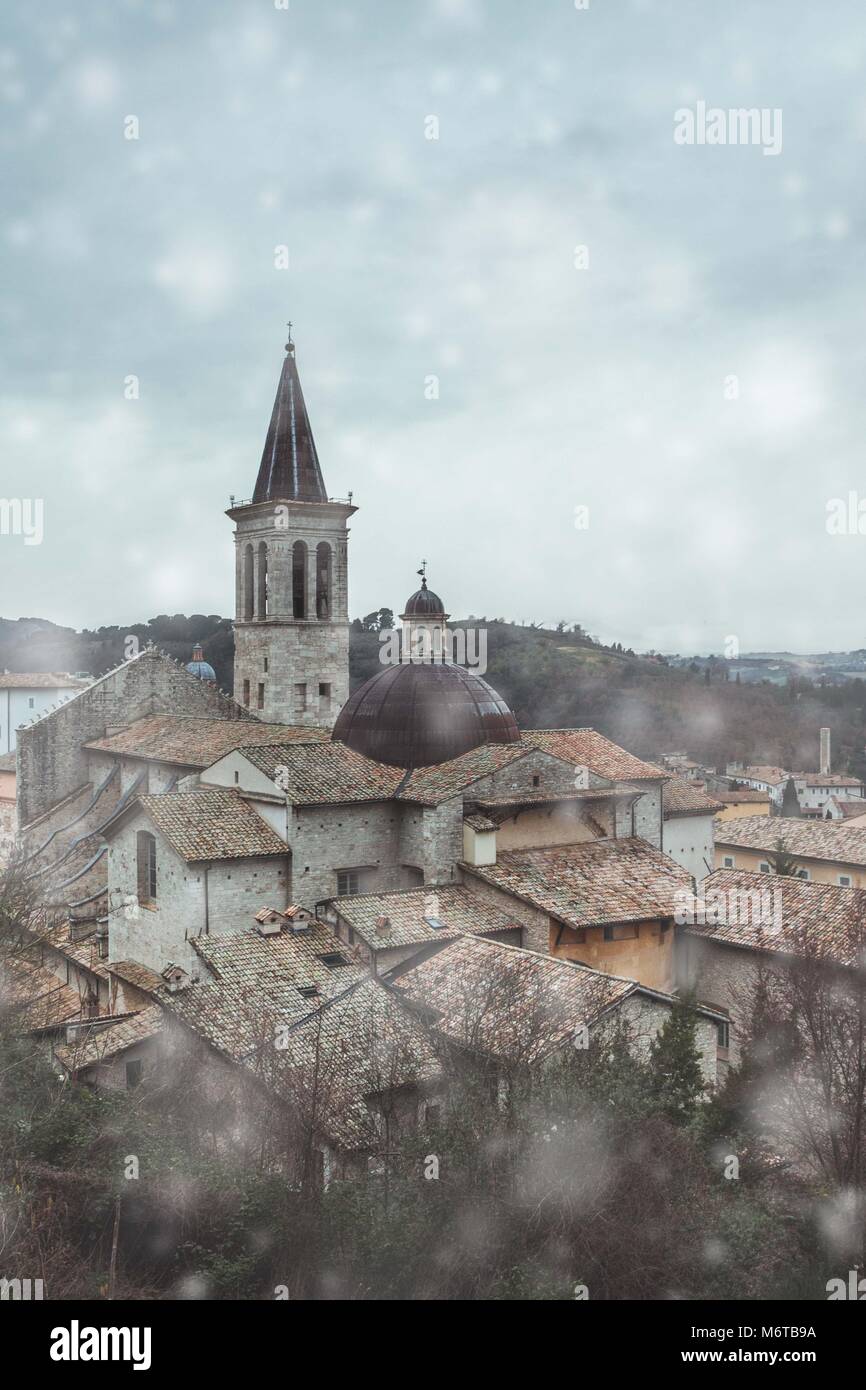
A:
[374,915,392,939]
[820,727,831,776]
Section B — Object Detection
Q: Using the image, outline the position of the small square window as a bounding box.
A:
[758,861,770,873]
[319,952,350,969]
[839,875,852,887]
[337,869,360,896]
[722,856,734,869]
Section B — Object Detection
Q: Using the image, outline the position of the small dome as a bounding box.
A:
[403,576,445,616]
[186,644,216,682]
[332,661,520,768]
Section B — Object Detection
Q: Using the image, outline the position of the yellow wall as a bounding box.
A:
[550,918,674,993]
[714,843,866,887]
[495,804,604,851]
[715,800,771,822]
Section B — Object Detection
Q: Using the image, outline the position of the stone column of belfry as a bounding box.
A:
[227,332,356,728]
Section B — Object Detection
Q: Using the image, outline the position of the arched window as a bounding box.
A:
[292,540,307,619]
[242,544,254,622]
[137,830,157,903]
[316,542,331,619]
[257,541,269,619]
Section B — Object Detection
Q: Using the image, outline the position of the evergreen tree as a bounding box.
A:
[781,777,801,818]
[648,993,706,1123]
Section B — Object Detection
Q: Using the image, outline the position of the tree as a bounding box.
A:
[767,837,803,876]
[648,994,705,1123]
[781,777,801,818]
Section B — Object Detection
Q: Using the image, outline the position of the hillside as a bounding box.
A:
[3,614,865,776]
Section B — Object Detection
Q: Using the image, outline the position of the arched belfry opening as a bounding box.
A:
[316,541,331,619]
[257,541,269,619]
[243,544,254,622]
[292,540,308,620]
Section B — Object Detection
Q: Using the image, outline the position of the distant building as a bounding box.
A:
[0,672,89,753]
[714,788,773,821]
[715,816,866,888]
[725,764,788,808]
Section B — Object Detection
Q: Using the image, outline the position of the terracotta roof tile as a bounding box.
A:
[54,1004,164,1071]
[715,815,866,869]
[330,883,522,952]
[238,742,404,804]
[685,869,866,968]
[663,780,726,817]
[394,935,635,1064]
[136,789,289,861]
[0,673,87,690]
[85,715,329,768]
[463,838,692,928]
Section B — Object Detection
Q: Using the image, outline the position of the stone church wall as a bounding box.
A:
[17,649,248,828]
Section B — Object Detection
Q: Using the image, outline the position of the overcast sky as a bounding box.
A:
[2,0,866,654]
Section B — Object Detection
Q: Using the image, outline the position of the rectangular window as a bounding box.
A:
[839,875,852,887]
[758,861,770,873]
[294,682,307,713]
[716,1021,730,1050]
[242,678,250,706]
[603,924,639,942]
[319,951,350,969]
[28,697,34,708]
[126,1059,143,1089]
[336,869,360,896]
[318,682,331,712]
[263,657,269,672]
[722,855,734,868]
[795,868,810,880]
[257,682,264,710]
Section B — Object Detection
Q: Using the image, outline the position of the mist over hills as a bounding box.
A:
[3,613,865,777]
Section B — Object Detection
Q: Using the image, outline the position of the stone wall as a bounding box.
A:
[107,809,290,975]
[16,648,248,827]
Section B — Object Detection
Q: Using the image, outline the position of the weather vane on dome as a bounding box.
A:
[417,559,427,586]
[285,320,294,355]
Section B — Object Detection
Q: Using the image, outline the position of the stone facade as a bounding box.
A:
[228,498,356,728]
[107,808,290,976]
[16,647,248,828]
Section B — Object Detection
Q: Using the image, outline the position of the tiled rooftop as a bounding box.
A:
[0,954,84,1032]
[463,838,692,928]
[715,815,866,869]
[237,741,404,804]
[54,1004,164,1072]
[85,714,329,768]
[686,869,866,968]
[330,883,522,952]
[0,672,87,690]
[136,789,289,861]
[394,935,636,1064]
[192,920,367,1000]
[663,779,726,817]
[520,729,666,781]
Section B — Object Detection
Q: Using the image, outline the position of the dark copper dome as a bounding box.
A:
[332,661,520,768]
[403,578,445,616]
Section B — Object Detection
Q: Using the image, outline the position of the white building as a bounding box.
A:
[661,779,725,883]
[0,673,89,753]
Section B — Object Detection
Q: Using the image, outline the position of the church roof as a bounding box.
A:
[333,661,521,769]
[402,577,446,616]
[253,338,328,504]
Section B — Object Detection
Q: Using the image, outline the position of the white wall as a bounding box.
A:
[662,813,715,883]
[1,684,81,753]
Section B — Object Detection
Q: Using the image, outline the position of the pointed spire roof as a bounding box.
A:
[253,331,328,504]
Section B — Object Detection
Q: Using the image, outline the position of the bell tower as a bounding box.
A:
[228,331,356,727]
